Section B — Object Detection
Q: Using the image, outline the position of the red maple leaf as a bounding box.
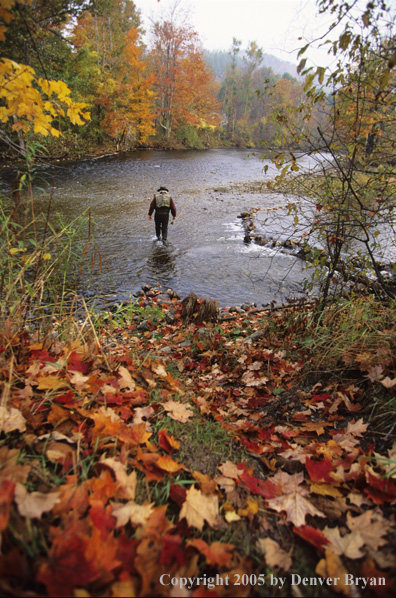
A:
[293,525,331,551]
[305,457,335,483]
[160,534,187,567]
[240,472,281,499]
[365,473,396,504]
[37,532,99,597]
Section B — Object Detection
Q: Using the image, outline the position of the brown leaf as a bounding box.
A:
[68,371,90,391]
[111,501,155,527]
[322,526,365,559]
[14,483,60,519]
[346,510,390,551]
[380,376,396,388]
[179,486,219,530]
[268,492,325,527]
[118,365,136,391]
[0,406,26,433]
[133,406,154,431]
[257,537,292,572]
[346,418,368,437]
[218,461,241,480]
[161,399,194,423]
[151,362,167,377]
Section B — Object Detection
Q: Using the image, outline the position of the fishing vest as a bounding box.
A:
[155,192,171,210]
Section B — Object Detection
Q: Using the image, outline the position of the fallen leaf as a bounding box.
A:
[151,362,167,377]
[158,429,180,453]
[238,497,259,518]
[118,365,136,391]
[346,418,368,437]
[380,376,396,388]
[156,455,185,474]
[322,526,365,559]
[218,461,241,480]
[68,371,90,391]
[98,457,137,500]
[346,510,390,551]
[293,525,331,551]
[14,483,60,519]
[309,483,343,499]
[192,471,218,494]
[133,406,154,431]
[214,475,236,495]
[179,486,219,530]
[267,492,325,527]
[111,501,155,527]
[0,480,15,531]
[316,550,352,596]
[36,376,69,391]
[257,537,292,572]
[188,538,234,566]
[0,406,26,433]
[225,509,241,522]
[161,400,194,423]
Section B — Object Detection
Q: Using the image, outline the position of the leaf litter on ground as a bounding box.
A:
[0,288,396,597]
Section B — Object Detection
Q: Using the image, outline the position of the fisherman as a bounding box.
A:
[148,186,176,243]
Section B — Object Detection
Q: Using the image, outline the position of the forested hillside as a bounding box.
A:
[0,0,321,159]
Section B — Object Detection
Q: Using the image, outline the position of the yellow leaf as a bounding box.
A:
[36,376,69,390]
[310,483,343,498]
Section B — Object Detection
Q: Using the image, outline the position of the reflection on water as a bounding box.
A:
[147,240,177,282]
[6,149,317,306]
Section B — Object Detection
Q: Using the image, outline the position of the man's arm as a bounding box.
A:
[170,198,176,218]
[148,197,156,219]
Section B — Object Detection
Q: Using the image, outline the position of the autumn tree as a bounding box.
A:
[148,5,221,144]
[71,1,156,149]
[0,0,91,160]
[266,0,396,304]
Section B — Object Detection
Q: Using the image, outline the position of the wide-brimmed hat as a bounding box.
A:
[157,186,169,192]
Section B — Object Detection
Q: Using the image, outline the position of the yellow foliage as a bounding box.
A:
[0,58,90,138]
[0,2,90,142]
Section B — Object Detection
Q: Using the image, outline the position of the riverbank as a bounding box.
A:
[1,286,395,597]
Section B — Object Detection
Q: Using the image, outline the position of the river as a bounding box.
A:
[16,149,315,307]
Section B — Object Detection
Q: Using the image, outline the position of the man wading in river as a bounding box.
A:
[148,186,177,244]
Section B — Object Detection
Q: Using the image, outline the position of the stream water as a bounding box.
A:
[9,149,317,307]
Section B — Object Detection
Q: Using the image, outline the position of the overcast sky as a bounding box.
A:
[132,0,336,66]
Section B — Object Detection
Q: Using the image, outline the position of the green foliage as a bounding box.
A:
[175,124,204,149]
[0,190,94,333]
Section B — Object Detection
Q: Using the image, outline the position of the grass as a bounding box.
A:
[156,416,248,476]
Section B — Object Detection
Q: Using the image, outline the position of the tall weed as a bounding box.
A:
[0,194,94,344]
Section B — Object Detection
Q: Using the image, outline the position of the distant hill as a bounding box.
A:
[204,49,298,80]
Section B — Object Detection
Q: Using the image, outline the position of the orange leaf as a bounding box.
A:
[192,471,218,494]
[156,455,185,474]
[158,429,180,453]
[36,375,69,390]
[316,550,351,596]
[188,538,234,566]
